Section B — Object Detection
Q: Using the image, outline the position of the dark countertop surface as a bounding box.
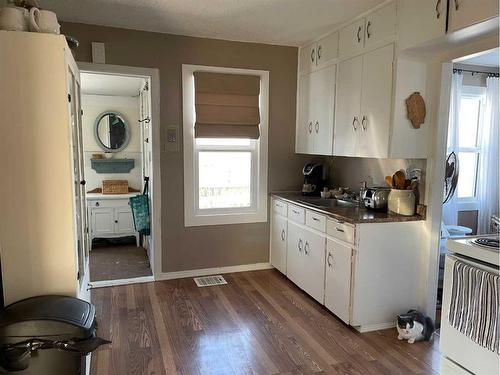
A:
[271,192,425,225]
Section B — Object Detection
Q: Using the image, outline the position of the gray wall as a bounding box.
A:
[61,22,311,272]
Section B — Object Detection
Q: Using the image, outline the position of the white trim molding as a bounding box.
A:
[182,64,269,227]
[89,275,154,288]
[156,262,273,281]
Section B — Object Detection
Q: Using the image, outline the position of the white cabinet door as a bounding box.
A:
[333,55,362,156]
[299,42,317,73]
[270,213,287,274]
[448,0,499,32]
[317,31,339,66]
[339,18,365,57]
[115,208,135,233]
[311,65,335,155]
[397,0,446,50]
[325,238,353,324]
[296,72,314,154]
[357,44,394,158]
[92,208,114,236]
[365,2,396,48]
[286,221,305,289]
[302,229,326,304]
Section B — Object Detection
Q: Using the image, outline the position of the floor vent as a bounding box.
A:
[194,275,227,287]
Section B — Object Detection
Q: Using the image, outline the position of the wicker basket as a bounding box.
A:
[102,180,129,195]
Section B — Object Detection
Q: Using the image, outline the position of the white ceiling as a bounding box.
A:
[460,48,500,68]
[81,73,145,96]
[41,0,385,46]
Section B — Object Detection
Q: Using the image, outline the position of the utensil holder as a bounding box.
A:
[388,189,415,216]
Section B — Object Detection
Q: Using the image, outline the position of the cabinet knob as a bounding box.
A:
[95,202,99,207]
[80,180,86,186]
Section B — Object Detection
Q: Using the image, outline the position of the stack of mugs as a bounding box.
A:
[0,2,60,34]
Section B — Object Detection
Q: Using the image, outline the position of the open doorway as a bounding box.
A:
[435,48,499,324]
[78,64,161,286]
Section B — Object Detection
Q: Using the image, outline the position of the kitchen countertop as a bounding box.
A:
[271,192,425,224]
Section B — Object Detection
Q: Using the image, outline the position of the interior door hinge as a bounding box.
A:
[68,93,72,102]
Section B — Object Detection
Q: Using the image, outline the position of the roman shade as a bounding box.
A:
[194,72,261,139]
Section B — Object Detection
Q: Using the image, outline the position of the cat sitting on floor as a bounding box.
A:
[397,310,434,344]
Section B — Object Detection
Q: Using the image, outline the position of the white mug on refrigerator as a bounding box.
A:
[29,8,60,34]
[0,6,29,31]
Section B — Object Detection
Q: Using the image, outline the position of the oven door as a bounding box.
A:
[440,255,499,375]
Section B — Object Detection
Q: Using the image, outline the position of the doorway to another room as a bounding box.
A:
[79,67,158,286]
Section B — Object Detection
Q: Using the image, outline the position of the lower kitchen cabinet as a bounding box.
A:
[270,211,287,274]
[302,229,326,304]
[286,221,305,288]
[325,238,353,324]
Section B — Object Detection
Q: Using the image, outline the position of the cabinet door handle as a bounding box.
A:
[292,209,300,215]
[95,202,100,207]
[356,26,362,43]
[327,252,333,267]
[304,241,310,255]
[281,229,285,241]
[80,180,86,186]
[361,115,367,131]
[317,45,322,60]
[298,239,303,252]
[114,220,118,223]
[311,48,315,63]
[315,121,319,133]
[352,116,358,131]
[435,0,441,18]
[308,121,313,134]
[366,21,372,39]
[454,0,459,10]
[312,217,320,222]
[336,227,345,233]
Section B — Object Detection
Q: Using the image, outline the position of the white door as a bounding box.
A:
[299,42,317,73]
[397,0,447,50]
[357,44,394,158]
[338,18,365,57]
[448,0,499,33]
[270,213,287,274]
[302,229,326,304]
[316,31,339,66]
[115,208,135,233]
[325,238,353,324]
[92,208,115,235]
[296,72,314,154]
[286,221,305,289]
[364,2,396,48]
[333,55,362,156]
[312,65,335,155]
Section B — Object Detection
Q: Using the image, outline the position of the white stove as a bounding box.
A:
[445,234,499,266]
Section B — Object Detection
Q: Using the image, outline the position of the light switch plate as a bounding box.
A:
[166,125,180,152]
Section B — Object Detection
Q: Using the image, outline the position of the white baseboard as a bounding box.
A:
[156,262,273,281]
[354,322,396,333]
[90,275,154,289]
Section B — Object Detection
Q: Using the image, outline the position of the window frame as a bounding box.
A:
[457,85,486,211]
[182,64,269,227]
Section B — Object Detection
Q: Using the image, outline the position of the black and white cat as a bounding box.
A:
[397,310,434,344]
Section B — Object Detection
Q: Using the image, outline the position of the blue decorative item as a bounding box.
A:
[129,178,150,236]
[91,158,135,173]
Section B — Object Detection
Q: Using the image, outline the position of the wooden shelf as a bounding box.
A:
[91,158,135,173]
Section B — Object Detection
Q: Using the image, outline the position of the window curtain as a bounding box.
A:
[442,72,463,226]
[477,76,499,234]
[194,72,261,139]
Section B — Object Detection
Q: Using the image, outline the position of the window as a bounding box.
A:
[455,86,486,208]
[182,65,269,226]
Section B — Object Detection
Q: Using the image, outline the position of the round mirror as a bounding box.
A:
[94,112,130,152]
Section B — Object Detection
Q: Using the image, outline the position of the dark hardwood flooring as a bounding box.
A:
[90,245,152,282]
[90,270,441,375]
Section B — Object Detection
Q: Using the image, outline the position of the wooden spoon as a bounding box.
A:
[385,175,394,188]
[393,171,406,190]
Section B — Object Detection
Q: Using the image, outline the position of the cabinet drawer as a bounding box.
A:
[88,199,130,209]
[327,218,355,244]
[306,211,327,232]
[272,199,288,217]
[288,205,306,224]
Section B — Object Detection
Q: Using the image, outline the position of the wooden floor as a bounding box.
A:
[90,270,441,375]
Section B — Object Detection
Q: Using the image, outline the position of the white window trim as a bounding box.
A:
[457,85,486,211]
[182,64,269,227]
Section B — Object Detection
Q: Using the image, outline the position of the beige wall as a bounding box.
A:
[61,22,310,272]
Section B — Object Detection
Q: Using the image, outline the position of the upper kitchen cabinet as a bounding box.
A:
[295,65,336,155]
[447,0,499,33]
[299,31,339,73]
[397,0,447,50]
[339,1,396,57]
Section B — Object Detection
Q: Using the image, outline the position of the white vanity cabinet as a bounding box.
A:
[87,194,139,246]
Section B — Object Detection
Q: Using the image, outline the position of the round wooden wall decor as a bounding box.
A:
[406,92,426,129]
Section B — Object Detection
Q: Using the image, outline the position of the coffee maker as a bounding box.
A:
[302,163,323,196]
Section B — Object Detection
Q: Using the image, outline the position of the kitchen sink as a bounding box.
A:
[296,198,358,209]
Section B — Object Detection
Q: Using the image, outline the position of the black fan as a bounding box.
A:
[443,151,459,204]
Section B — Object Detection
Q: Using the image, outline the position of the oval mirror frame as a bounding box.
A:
[94,111,130,153]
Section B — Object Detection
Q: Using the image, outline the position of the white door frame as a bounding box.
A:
[78,62,162,284]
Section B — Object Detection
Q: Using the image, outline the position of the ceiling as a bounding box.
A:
[81,73,145,96]
[41,0,385,46]
[460,48,500,68]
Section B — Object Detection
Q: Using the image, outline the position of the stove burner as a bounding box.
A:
[473,237,500,249]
